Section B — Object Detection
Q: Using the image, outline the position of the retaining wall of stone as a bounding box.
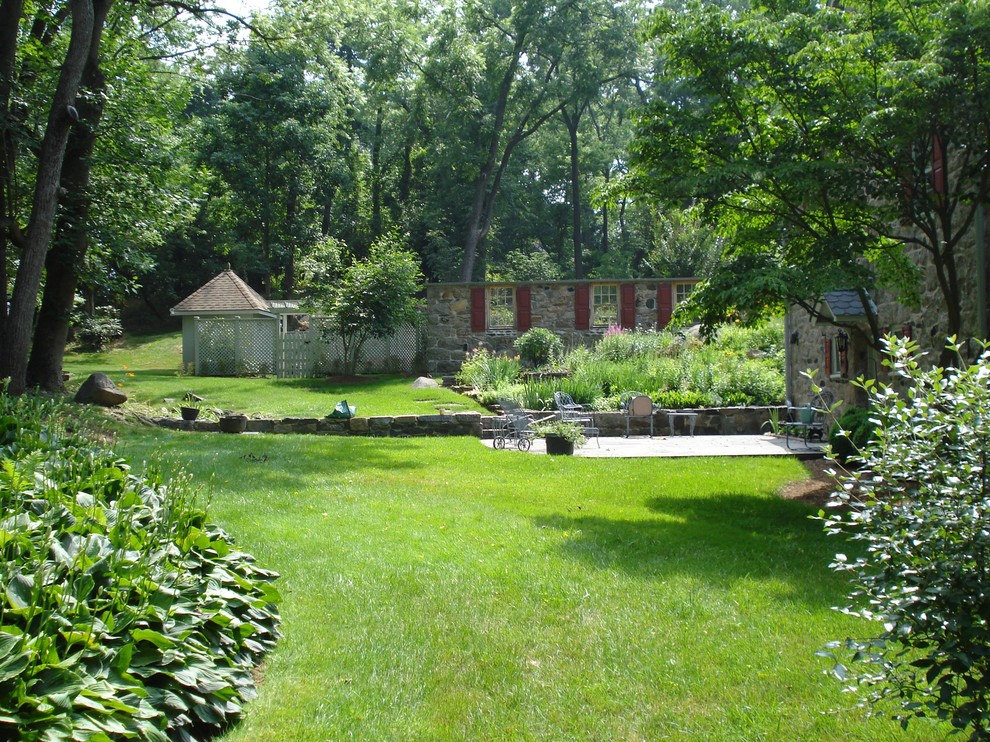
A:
[153,406,780,438]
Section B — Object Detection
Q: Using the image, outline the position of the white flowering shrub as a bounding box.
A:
[821,337,990,736]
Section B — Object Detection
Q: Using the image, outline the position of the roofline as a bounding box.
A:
[426,277,700,289]
[170,309,276,318]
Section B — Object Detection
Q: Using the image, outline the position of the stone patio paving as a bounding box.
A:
[482,434,825,458]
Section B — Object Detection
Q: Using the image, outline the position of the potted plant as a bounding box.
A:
[218,412,248,433]
[178,393,206,421]
[534,420,586,456]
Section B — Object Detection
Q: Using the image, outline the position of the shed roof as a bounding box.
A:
[170,269,271,315]
[821,289,877,321]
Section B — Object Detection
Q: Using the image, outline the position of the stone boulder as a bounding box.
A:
[410,376,440,389]
[74,373,127,407]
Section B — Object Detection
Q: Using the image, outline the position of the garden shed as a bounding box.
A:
[171,269,419,377]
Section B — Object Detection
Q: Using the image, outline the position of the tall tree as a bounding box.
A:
[628,0,990,361]
[420,0,629,281]
[1,0,95,394]
[202,26,354,296]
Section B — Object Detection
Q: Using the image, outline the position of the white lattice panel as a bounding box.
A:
[195,317,420,378]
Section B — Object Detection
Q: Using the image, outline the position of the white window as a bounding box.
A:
[592,284,618,327]
[488,286,515,329]
[674,282,696,307]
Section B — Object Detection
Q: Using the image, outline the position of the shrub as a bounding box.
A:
[653,389,713,408]
[820,338,990,736]
[514,328,563,368]
[72,305,124,352]
[0,391,280,739]
[457,347,521,389]
[827,406,876,465]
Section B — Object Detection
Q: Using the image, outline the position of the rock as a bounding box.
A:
[74,373,127,407]
[410,376,440,389]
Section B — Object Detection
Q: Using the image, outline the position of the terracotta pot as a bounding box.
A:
[180,406,199,421]
[545,434,574,456]
[218,415,248,433]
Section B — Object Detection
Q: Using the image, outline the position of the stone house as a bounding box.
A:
[424,278,699,374]
[785,225,990,409]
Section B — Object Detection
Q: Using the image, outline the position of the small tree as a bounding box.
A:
[304,233,422,375]
[821,337,990,736]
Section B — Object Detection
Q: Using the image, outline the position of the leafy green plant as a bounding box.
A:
[827,406,876,465]
[0,392,280,739]
[532,419,586,447]
[820,338,990,736]
[71,305,124,352]
[457,347,521,389]
[514,328,563,368]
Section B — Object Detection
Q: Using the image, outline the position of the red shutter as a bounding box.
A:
[931,130,946,196]
[470,287,486,332]
[620,283,636,329]
[657,283,673,328]
[823,336,832,375]
[516,287,531,332]
[574,285,590,330]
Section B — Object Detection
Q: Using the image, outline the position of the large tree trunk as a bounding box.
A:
[562,106,584,278]
[459,38,525,282]
[27,0,111,392]
[0,0,25,327]
[1,0,95,394]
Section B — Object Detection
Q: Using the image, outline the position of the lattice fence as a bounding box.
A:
[195,318,275,376]
[194,316,421,378]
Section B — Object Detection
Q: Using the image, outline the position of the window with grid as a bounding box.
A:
[488,286,515,329]
[674,282,696,306]
[591,284,618,327]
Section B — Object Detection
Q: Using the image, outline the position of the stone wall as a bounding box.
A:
[425,280,694,373]
[153,406,775,438]
[155,412,484,437]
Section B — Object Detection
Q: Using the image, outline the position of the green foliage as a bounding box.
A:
[591,327,680,362]
[827,406,877,465]
[459,323,785,409]
[71,305,124,352]
[821,338,990,735]
[312,232,424,375]
[513,328,563,368]
[487,249,563,281]
[0,392,280,739]
[644,207,722,279]
[627,0,990,342]
[457,347,521,389]
[532,419,586,447]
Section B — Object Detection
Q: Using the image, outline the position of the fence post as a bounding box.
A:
[193,317,201,375]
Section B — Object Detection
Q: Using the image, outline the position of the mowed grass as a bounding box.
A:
[63,333,487,417]
[115,428,946,741]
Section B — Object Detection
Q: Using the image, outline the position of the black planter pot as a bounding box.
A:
[179,406,200,421]
[218,415,248,434]
[545,434,574,456]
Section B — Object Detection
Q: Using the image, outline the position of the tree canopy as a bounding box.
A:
[627,0,990,356]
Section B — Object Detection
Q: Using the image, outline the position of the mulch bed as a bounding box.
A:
[777,458,848,509]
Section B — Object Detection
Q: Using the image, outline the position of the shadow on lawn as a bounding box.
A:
[533,492,846,606]
[126,430,432,495]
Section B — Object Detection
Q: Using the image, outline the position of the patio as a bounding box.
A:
[482,433,826,458]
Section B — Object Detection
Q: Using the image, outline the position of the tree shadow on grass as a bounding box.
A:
[122,430,434,497]
[532,491,848,607]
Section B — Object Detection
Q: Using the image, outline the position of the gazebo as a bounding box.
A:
[170,269,300,375]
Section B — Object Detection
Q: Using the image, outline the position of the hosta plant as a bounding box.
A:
[820,337,990,737]
[0,391,280,740]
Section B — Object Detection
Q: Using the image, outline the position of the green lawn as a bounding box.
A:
[114,427,946,741]
[64,333,487,418]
